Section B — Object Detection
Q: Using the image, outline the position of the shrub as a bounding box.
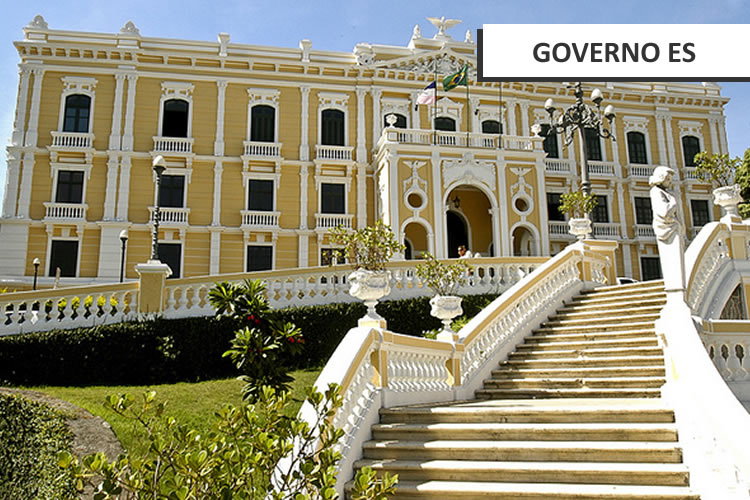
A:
[414,252,472,296]
[559,190,597,219]
[0,393,76,499]
[329,220,405,271]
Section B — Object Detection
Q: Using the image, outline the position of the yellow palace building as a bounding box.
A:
[0,15,730,286]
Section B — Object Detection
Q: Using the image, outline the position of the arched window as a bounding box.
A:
[481,120,502,134]
[251,105,275,142]
[162,99,189,137]
[321,109,345,146]
[627,131,648,164]
[682,135,701,167]
[383,113,407,129]
[63,95,91,133]
[434,117,456,131]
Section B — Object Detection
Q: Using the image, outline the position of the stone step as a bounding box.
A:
[501,355,665,369]
[352,459,690,487]
[483,377,666,390]
[534,321,657,335]
[475,387,662,399]
[515,338,659,352]
[354,480,698,499]
[542,314,661,329]
[551,307,664,322]
[525,330,657,344]
[509,346,663,360]
[491,366,666,380]
[361,440,683,463]
[567,293,666,308]
[371,422,678,442]
[583,280,664,294]
[379,401,676,424]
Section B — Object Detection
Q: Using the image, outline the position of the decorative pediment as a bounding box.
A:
[366,50,474,77]
[442,152,496,191]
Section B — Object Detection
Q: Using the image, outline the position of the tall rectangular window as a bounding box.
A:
[247,179,273,211]
[682,136,701,167]
[63,95,91,133]
[691,199,711,227]
[321,109,345,146]
[546,193,565,221]
[592,195,609,223]
[250,105,275,142]
[627,131,648,164]
[159,175,185,208]
[247,245,273,272]
[55,170,84,204]
[584,128,602,161]
[641,257,663,281]
[48,240,78,277]
[157,242,181,279]
[321,183,345,214]
[634,197,653,225]
[541,124,559,159]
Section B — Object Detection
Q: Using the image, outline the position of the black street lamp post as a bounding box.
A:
[541,82,616,218]
[119,229,128,282]
[151,156,166,262]
[32,257,40,290]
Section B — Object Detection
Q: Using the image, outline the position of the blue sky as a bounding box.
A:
[1,0,748,202]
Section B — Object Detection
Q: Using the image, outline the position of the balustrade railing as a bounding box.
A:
[702,321,750,382]
[683,167,699,181]
[43,202,88,221]
[149,207,190,225]
[50,131,94,149]
[379,127,541,152]
[241,210,280,227]
[588,160,615,176]
[592,222,621,239]
[685,222,731,311]
[549,221,573,238]
[243,140,282,157]
[634,224,655,239]
[315,213,354,230]
[315,145,353,161]
[152,136,194,154]
[544,158,573,173]
[628,164,655,178]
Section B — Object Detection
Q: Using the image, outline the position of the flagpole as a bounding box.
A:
[498,81,503,149]
[465,71,470,148]
[433,55,439,146]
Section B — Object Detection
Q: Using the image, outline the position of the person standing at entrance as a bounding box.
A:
[458,245,473,259]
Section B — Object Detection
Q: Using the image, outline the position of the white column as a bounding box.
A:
[214,79,228,156]
[708,116,721,154]
[299,86,310,161]
[489,207,501,257]
[211,160,223,226]
[17,152,35,218]
[718,116,729,154]
[610,117,621,174]
[371,88,382,145]
[11,67,31,146]
[209,230,222,275]
[103,156,119,220]
[109,73,126,151]
[519,100,530,137]
[616,182,628,241]
[24,67,45,147]
[2,154,21,217]
[410,91,421,130]
[622,243,633,278]
[654,112,668,165]
[357,164,367,229]
[470,97,480,133]
[355,88,367,162]
[535,158,550,255]
[116,156,132,220]
[431,150,445,258]
[121,74,138,151]
[299,164,309,229]
[496,152,510,256]
[298,233,309,267]
[97,225,129,279]
[505,98,517,136]
[663,115,678,167]
[388,152,400,245]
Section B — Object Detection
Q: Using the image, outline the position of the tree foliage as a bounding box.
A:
[694,148,750,218]
[559,190,597,219]
[415,252,472,296]
[328,220,405,271]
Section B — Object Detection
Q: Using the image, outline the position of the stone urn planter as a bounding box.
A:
[713,184,742,218]
[430,295,464,342]
[348,268,391,327]
[568,218,592,240]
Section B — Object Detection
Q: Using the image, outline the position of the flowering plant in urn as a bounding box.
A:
[415,252,472,342]
[694,150,745,219]
[559,190,597,240]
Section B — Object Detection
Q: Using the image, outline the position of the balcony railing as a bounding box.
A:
[628,164,655,178]
[379,127,541,152]
[683,167,700,181]
[153,136,194,154]
[149,207,190,225]
[315,145,354,161]
[50,131,94,150]
[315,213,354,230]
[43,202,88,221]
[243,141,282,158]
[634,224,655,239]
[549,221,573,238]
[592,222,621,239]
[241,210,281,227]
[544,158,573,174]
[588,160,615,176]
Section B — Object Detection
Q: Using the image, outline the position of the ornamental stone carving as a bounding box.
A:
[442,152,496,191]
[120,21,140,36]
[26,15,48,30]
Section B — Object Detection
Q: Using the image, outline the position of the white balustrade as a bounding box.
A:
[629,164,654,178]
[241,210,280,227]
[50,131,94,149]
[544,158,573,173]
[549,221,572,238]
[379,128,537,151]
[683,167,699,181]
[588,160,615,176]
[503,135,537,151]
[686,223,731,310]
[243,141,282,157]
[702,330,750,383]
[149,207,190,225]
[315,145,353,161]
[152,136,194,154]
[43,202,88,221]
[315,213,354,230]
[635,224,656,239]
[592,222,621,239]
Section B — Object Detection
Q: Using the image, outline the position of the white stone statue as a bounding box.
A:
[650,166,686,294]
[427,16,461,40]
[412,24,422,40]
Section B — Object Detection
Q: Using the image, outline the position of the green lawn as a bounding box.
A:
[34,368,321,456]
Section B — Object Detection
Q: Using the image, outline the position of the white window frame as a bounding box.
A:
[533,109,562,159]
[318,92,349,145]
[545,189,567,222]
[631,191,653,226]
[156,234,184,279]
[678,121,705,167]
[431,96,462,125]
[244,239,276,272]
[591,193,612,223]
[242,169,280,212]
[57,76,97,133]
[153,167,192,208]
[247,88,280,142]
[639,253,662,281]
[157,81,194,138]
[623,116,652,165]
[318,180,349,215]
[50,163,92,204]
[688,195,713,227]
[381,97,410,129]
[45,227,83,279]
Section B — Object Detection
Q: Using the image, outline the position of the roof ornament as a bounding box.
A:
[120,21,140,36]
[26,15,48,30]
[411,24,422,40]
[218,32,230,57]
[427,16,461,41]
[464,29,474,44]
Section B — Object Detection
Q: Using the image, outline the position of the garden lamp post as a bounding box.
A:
[32,257,40,290]
[151,155,166,262]
[540,82,616,219]
[119,229,128,282]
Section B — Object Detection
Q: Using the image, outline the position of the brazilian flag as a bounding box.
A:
[443,64,468,91]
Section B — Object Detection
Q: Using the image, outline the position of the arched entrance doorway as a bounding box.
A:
[445,186,493,258]
[446,211,468,258]
[404,221,429,259]
[512,226,537,256]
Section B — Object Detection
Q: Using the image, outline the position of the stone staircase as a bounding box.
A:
[350,281,701,499]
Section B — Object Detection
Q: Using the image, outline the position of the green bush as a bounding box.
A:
[0,393,77,499]
[0,294,498,387]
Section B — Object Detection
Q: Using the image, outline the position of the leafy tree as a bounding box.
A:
[694,148,750,218]
[59,385,397,499]
[559,190,597,219]
[329,220,405,271]
[415,252,472,296]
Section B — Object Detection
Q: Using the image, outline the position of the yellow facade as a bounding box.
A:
[0,17,731,286]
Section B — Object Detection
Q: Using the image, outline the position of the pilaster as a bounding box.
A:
[356,87,367,163]
[496,151,510,256]
[298,233,309,268]
[2,154,21,217]
[214,79,228,156]
[431,150,445,258]
[718,116,729,155]
[357,163,367,229]
[108,73,126,150]
[17,152,35,218]
[654,111,668,166]
[663,114,678,167]
[299,164,309,230]
[371,88,382,147]
[24,67,45,147]
[209,229,222,275]
[116,155,132,220]
[470,97,480,133]
[505,98,517,136]
[299,85,310,161]
[11,67,31,146]
[708,114,721,154]
[212,160,223,226]
[410,91,421,129]
[103,155,119,220]
[519,100,530,137]
[121,73,138,151]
